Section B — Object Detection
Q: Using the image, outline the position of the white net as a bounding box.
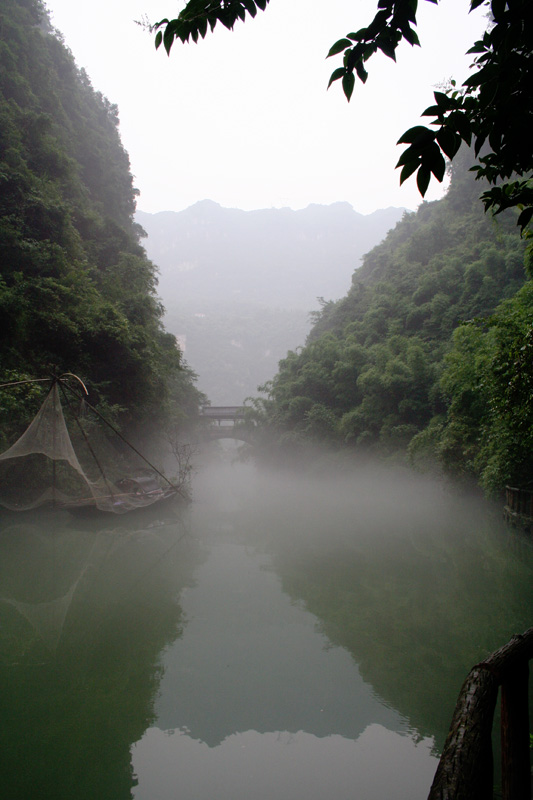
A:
[3,576,81,653]
[0,382,177,515]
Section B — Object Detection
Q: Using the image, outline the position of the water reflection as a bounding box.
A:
[153,540,403,746]
[285,511,533,751]
[133,726,436,800]
[2,457,533,800]
[131,458,533,800]
[224,460,533,748]
[0,510,200,800]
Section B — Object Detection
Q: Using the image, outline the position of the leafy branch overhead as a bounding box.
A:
[153,0,270,52]
[154,0,533,234]
[326,0,533,231]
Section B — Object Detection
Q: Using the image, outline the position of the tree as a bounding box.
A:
[152,0,533,238]
[0,0,203,434]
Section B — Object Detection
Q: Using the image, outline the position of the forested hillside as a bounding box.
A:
[0,0,202,441]
[255,152,530,495]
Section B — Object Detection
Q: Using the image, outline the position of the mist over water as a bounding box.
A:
[1,449,532,800]
[135,449,533,799]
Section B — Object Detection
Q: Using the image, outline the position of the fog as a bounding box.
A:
[2,445,532,799]
[131,448,532,799]
[138,202,405,404]
[193,444,489,548]
[190,447,529,732]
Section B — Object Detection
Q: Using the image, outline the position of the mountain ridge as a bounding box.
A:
[136,201,407,311]
[135,200,407,403]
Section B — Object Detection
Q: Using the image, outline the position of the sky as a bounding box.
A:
[44,0,488,216]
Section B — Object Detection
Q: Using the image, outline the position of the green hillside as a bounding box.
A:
[0,0,202,440]
[255,153,530,494]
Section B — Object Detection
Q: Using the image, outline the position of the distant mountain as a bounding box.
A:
[136,201,406,404]
[136,201,406,311]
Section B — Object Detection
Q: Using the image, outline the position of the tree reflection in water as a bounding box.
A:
[2,458,533,800]
[0,511,203,800]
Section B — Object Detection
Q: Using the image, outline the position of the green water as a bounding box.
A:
[1,458,532,799]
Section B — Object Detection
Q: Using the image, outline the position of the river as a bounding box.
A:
[1,451,532,799]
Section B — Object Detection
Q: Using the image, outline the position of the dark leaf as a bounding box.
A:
[403,0,418,24]
[378,40,397,60]
[361,43,377,61]
[429,151,446,182]
[436,127,461,159]
[466,41,487,54]
[347,29,366,42]
[327,38,353,58]
[416,166,431,196]
[491,0,505,19]
[488,127,503,153]
[327,67,345,89]
[402,26,420,46]
[397,126,433,145]
[434,91,451,109]
[198,16,208,38]
[517,207,533,231]
[163,27,175,54]
[342,72,355,101]
[399,160,420,184]
[155,30,163,49]
[366,10,390,38]
[448,111,471,143]
[463,63,498,88]
[396,146,418,167]
[242,0,257,17]
[355,62,368,83]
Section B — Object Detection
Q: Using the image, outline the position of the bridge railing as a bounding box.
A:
[428,628,533,800]
[199,406,245,423]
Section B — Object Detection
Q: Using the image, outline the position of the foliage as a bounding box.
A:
[255,155,527,474]
[153,0,270,54]
[153,0,533,239]
[0,0,204,437]
[269,506,533,750]
[431,282,533,493]
[328,0,533,228]
[0,522,204,798]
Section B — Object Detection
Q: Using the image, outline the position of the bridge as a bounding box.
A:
[198,406,254,443]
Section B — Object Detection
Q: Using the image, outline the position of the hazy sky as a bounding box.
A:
[45,0,487,215]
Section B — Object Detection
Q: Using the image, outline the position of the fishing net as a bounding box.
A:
[3,577,81,653]
[0,382,177,514]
